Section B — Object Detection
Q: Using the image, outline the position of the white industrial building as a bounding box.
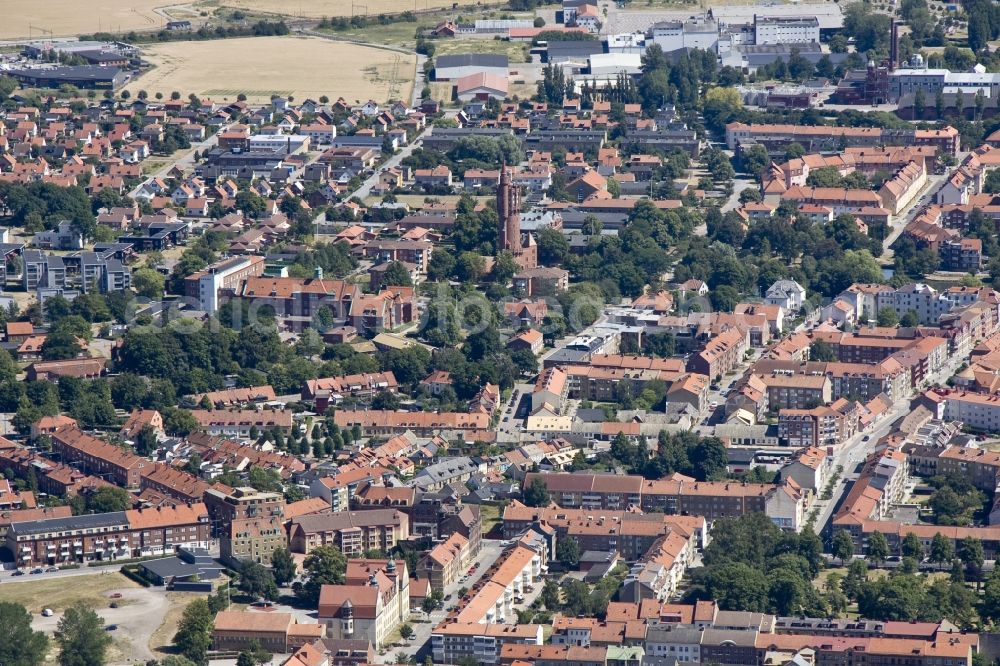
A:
[754,16,820,45]
[890,64,1000,101]
[474,19,533,33]
[589,52,643,78]
[247,134,311,154]
[607,32,647,54]
[650,17,719,53]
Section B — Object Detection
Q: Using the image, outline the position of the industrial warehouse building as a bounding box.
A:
[7,65,128,90]
[434,54,509,81]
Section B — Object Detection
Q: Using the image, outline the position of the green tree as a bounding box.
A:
[271,547,297,586]
[56,602,112,666]
[134,423,159,456]
[132,267,166,299]
[832,529,855,565]
[981,566,1000,623]
[87,486,133,513]
[541,579,560,610]
[236,640,272,666]
[381,261,413,287]
[295,545,346,606]
[400,624,414,640]
[703,562,771,612]
[557,535,581,568]
[930,533,954,569]
[901,532,923,560]
[173,599,214,665]
[867,531,890,566]
[41,326,83,361]
[239,560,280,601]
[958,537,984,586]
[524,477,550,507]
[810,340,837,362]
[876,307,899,327]
[0,601,49,666]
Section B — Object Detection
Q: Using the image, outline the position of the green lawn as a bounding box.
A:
[481,503,502,535]
[433,38,530,64]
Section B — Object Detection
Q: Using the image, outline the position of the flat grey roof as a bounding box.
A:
[10,511,129,536]
[711,3,843,30]
[436,54,509,69]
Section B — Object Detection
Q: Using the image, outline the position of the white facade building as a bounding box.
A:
[246,134,311,154]
[650,17,719,53]
[754,16,819,45]
[890,67,1000,101]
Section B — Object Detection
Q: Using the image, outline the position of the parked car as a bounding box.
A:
[30,568,44,574]
[41,608,54,617]
[46,567,59,572]
[11,569,25,576]
[105,625,118,632]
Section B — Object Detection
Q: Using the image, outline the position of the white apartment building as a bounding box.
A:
[645,624,703,664]
[753,16,819,45]
[942,391,1000,433]
[432,624,542,666]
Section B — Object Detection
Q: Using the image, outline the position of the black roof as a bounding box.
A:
[8,66,122,82]
[140,555,224,580]
[10,511,129,536]
[547,41,605,57]
[436,53,509,69]
[78,50,127,63]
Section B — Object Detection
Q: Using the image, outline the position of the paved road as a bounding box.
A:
[812,350,970,536]
[878,168,957,263]
[375,539,506,665]
[1,560,132,582]
[345,127,430,202]
[129,134,219,198]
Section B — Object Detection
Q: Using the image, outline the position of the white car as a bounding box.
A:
[42,608,54,617]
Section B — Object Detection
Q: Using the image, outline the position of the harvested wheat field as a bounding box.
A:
[127,35,415,104]
[217,0,504,18]
[0,0,177,39]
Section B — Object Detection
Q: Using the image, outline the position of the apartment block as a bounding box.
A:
[5,503,210,567]
[759,373,831,411]
[189,408,294,438]
[333,411,490,437]
[288,509,409,556]
[184,255,266,313]
[205,486,286,563]
[725,123,960,157]
[433,623,543,666]
[688,328,750,380]
[422,532,472,592]
[49,427,149,488]
[302,372,399,413]
[778,402,858,448]
[520,473,806,530]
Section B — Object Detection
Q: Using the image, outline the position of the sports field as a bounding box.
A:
[0,0,180,39]
[126,35,416,104]
[216,0,504,18]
